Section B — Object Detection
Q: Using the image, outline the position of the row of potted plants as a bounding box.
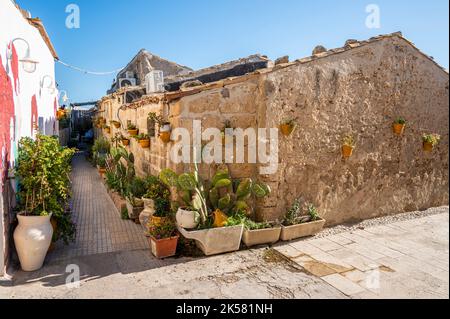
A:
[13,134,76,271]
[279,116,441,155]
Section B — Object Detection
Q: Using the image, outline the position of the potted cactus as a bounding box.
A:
[159,162,271,256]
[279,117,298,136]
[393,117,406,135]
[280,198,325,241]
[422,134,440,152]
[147,217,179,259]
[127,123,139,136]
[342,135,355,158]
[135,133,150,148]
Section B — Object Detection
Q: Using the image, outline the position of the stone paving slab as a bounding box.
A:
[274,207,449,299]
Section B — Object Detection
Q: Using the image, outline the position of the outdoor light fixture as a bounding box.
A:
[40,75,56,95]
[7,38,39,73]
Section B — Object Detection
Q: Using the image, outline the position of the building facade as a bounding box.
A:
[0,0,59,276]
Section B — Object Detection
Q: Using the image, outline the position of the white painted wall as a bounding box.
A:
[0,0,59,276]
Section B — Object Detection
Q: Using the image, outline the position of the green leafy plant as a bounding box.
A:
[394,117,407,125]
[283,198,321,226]
[147,218,177,240]
[97,156,106,169]
[153,197,171,218]
[127,177,147,200]
[121,207,129,220]
[143,176,171,201]
[16,134,76,244]
[422,134,441,146]
[134,133,150,141]
[343,135,356,148]
[92,137,110,165]
[127,123,137,130]
[105,147,135,197]
[148,112,165,126]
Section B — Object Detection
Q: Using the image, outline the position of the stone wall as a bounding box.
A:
[98,35,449,226]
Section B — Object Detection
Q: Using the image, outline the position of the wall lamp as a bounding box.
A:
[7,38,39,73]
[40,75,56,95]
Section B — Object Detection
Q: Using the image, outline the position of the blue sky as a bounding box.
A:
[16,0,449,104]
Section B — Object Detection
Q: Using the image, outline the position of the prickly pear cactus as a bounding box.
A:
[236,178,253,200]
[159,169,179,188]
[252,181,271,198]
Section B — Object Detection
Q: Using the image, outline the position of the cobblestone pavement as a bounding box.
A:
[48,153,148,262]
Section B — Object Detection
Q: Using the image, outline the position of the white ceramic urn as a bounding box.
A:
[13,213,53,271]
[176,207,200,229]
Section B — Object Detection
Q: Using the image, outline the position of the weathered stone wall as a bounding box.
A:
[98,35,449,226]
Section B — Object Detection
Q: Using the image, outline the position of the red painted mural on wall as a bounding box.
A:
[31,94,38,136]
[0,55,16,185]
[7,42,19,94]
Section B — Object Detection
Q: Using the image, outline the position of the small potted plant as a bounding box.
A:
[241,219,281,248]
[125,177,146,220]
[97,156,107,175]
[151,197,171,226]
[342,135,355,158]
[279,117,298,136]
[422,133,440,152]
[127,123,139,136]
[120,134,130,146]
[393,117,406,135]
[110,120,121,129]
[148,112,172,143]
[103,125,111,134]
[135,133,150,149]
[280,198,325,241]
[147,218,179,259]
[140,176,171,230]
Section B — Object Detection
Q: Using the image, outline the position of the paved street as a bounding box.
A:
[0,155,448,299]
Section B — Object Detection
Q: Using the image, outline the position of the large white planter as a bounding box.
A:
[176,207,200,229]
[280,219,326,241]
[13,213,53,271]
[242,226,281,247]
[177,225,244,256]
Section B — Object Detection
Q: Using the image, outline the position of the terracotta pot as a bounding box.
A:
[149,235,179,259]
[122,139,130,146]
[423,142,434,152]
[112,122,121,129]
[128,129,139,136]
[14,213,53,271]
[176,207,200,229]
[151,215,169,227]
[393,123,405,135]
[159,131,171,143]
[280,124,295,136]
[342,145,354,158]
[98,167,106,175]
[105,127,111,134]
[139,139,150,148]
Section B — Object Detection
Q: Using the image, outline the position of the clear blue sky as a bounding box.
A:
[16,0,449,103]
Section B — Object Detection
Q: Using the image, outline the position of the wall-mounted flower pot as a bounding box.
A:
[112,121,121,129]
[128,129,139,136]
[279,124,296,136]
[139,139,150,148]
[423,142,434,152]
[104,127,111,134]
[393,123,405,135]
[242,226,281,247]
[159,131,171,143]
[177,225,244,256]
[342,145,354,158]
[122,139,130,146]
[149,235,179,259]
[14,213,53,271]
[176,207,200,229]
[280,219,326,241]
